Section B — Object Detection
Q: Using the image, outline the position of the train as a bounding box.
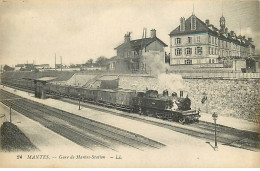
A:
[1,77,200,124]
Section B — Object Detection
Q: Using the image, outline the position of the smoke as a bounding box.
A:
[144,52,188,95]
[157,73,187,95]
[144,52,169,77]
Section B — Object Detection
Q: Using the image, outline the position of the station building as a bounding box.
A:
[169,13,256,66]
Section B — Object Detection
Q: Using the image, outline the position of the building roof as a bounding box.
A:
[169,15,209,36]
[114,37,168,50]
[169,14,255,47]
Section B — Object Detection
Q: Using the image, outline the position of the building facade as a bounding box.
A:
[169,14,256,66]
[114,29,168,73]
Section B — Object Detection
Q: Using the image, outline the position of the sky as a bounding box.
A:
[0,0,259,67]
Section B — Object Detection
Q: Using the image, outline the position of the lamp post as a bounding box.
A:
[78,93,81,110]
[10,104,12,123]
[212,112,218,151]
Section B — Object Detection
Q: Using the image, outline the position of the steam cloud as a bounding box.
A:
[144,52,189,95]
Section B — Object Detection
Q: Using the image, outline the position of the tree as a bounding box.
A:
[85,59,94,67]
[3,65,14,72]
[95,56,108,66]
[86,59,93,65]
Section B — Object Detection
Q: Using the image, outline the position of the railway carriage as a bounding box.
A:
[115,89,137,111]
[97,89,117,107]
[49,83,59,94]
[44,83,51,94]
[57,85,70,97]
[27,80,35,90]
[68,86,81,98]
[82,88,99,102]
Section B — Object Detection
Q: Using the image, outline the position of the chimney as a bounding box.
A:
[205,19,210,26]
[230,30,234,36]
[150,29,156,38]
[225,27,228,34]
[124,32,131,43]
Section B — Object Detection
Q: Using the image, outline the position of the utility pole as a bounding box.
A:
[60,56,62,71]
[55,53,57,71]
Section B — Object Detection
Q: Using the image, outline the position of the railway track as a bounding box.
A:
[0,89,165,151]
[57,95,260,151]
[1,84,260,151]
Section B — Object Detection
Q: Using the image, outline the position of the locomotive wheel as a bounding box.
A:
[155,112,163,119]
[179,118,185,124]
[138,107,142,115]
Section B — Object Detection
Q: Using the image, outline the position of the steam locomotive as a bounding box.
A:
[2,77,200,124]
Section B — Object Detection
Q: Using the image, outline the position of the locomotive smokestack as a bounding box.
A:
[180,91,183,98]
[163,90,168,96]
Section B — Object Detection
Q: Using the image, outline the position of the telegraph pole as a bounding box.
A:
[60,56,63,71]
[55,53,57,71]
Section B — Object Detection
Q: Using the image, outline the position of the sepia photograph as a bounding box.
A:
[0,0,259,168]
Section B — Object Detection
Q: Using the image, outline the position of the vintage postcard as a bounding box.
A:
[0,0,259,168]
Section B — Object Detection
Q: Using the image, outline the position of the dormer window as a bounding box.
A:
[191,15,196,30]
[180,17,186,31]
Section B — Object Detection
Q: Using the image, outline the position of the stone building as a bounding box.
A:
[114,29,168,73]
[169,13,256,66]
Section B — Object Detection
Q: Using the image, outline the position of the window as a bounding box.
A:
[185,59,192,65]
[197,36,200,43]
[209,59,211,63]
[212,37,214,44]
[175,38,181,45]
[209,35,211,43]
[195,47,202,55]
[215,48,217,55]
[208,47,211,55]
[212,59,215,63]
[188,37,192,44]
[185,48,192,55]
[175,48,182,56]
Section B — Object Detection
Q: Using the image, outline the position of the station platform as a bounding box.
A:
[0,86,259,167]
[0,102,86,153]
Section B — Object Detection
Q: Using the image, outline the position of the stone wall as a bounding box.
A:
[118,75,260,122]
[184,79,260,122]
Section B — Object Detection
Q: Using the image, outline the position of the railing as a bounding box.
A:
[169,70,260,79]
